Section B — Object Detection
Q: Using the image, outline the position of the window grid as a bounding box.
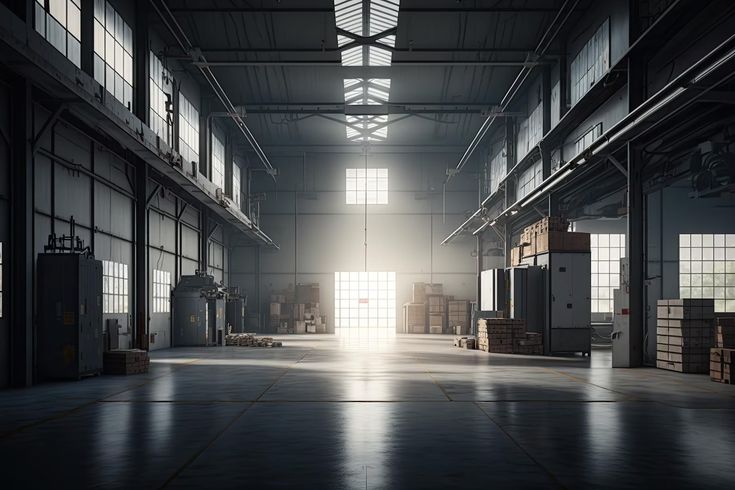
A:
[516,160,543,200]
[334,271,396,340]
[346,168,388,205]
[591,234,625,314]
[34,0,81,67]
[233,162,241,209]
[93,0,133,109]
[149,53,173,146]
[575,123,603,156]
[211,134,225,190]
[679,234,735,312]
[102,260,129,314]
[178,93,199,164]
[570,18,610,104]
[152,269,171,314]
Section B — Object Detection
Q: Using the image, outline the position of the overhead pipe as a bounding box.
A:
[445,0,581,185]
[442,31,735,244]
[149,0,276,181]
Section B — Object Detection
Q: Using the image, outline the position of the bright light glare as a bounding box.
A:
[335,271,396,344]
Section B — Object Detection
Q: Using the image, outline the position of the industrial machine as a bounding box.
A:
[611,257,632,367]
[480,269,506,312]
[507,265,546,335]
[226,287,247,333]
[37,219,103,380]
[172,271,227,346]
[535,252,592,355]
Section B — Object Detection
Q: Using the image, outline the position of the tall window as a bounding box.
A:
[346,168,388,205]
[679,234,735,312]
[34,0,81,67]
[591,234,626,314]
[575,123,603,156]
[152,269,171,314]
[211,134,225,190]
[570,18,610,104]
[233,162,241,209]
[516,160,543,200]
[102,260,128,314]
[179,93,199,164]
[149,53,173,146]
[94,0,133,109]
[334,271,396,341]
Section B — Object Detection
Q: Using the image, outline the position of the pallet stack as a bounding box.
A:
[225,333,283,347]
[103,349,150,375]
[448,300,470,335]
[514,332,543,355]
[477,318,525,353]
[656,299,715,373]
[711,318,735,384]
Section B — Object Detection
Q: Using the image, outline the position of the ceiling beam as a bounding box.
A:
[192,60,544,68]
[172,47,540,54]
[168,7,564,14]
[239,103,520,116]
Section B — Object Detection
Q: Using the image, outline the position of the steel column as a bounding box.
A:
[134,162,149,350]
[9,78,33,386]
[627,143,644,367]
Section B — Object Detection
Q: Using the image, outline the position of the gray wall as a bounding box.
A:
[230,151,478,332]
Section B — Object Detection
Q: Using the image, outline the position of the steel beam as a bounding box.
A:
[167,7,562,14]
[194,60,544,68]
[134,161,149,350]
[627,143,644,368]
[239,103,509,115]
[9,77,33,387]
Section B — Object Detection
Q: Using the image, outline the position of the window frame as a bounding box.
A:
[102,260,129,314]
[346,168,388,205]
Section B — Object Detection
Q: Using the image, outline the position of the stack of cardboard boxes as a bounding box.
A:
[428,294,446,334]
[477,318,525,353]
[656,299,715,373]
[510,216,590,265]
[225,333,283,347]
[268,283,327,334]
[514,332,543,355]
[403,302,427,334]
[403,282,471,334]
[103,349,150,375]
[710,318,735,384]
[448,300,470,335]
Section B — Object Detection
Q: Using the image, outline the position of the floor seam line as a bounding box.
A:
[473,402,568,490]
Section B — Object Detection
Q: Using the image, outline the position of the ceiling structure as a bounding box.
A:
[159,0,570,149]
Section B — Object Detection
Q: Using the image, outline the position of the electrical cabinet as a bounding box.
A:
[537,252,591,354]
[507,266,545,334]
[37,253,103,380]
[226,297,246,333]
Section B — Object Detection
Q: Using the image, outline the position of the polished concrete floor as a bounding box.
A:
[2,335,735,489]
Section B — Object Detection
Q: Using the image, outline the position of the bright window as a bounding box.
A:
[211,133,225,190]
[575,123,603,156]
[93,0,133,109]
[346,168,388,205]
[178,93,199,164]
[679,234,735,312]
[149,52,173,146]
[233,162,241,209]
[152,269,171,314]
[334,271,396,341]
[591,234,625,314]
[102,260,128,314]
[34,0,81,67]
[570,18,610,104]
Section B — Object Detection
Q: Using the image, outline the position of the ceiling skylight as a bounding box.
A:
[334,0,400,141]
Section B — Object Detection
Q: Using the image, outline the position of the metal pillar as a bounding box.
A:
[134,162,149,350]
[476,234,484,306]
[133,0,150,121]
[9,78,33,386]
[80,0,94,76]
[627,143,644,367]
[541,65,552,179]
[200,209,209,273]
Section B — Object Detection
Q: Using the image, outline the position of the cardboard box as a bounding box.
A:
[412,282,427,303]
[269,303,281,316]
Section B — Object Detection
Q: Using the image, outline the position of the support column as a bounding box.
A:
[200,209,209,273]
[541,65,552,179]
[80,0,94,76]
[133,0,150,123]
[9,78,33,387]
[134,162,148,350]
[627,143,644,367]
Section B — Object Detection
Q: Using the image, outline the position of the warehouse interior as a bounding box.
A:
[2,0,735,487]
